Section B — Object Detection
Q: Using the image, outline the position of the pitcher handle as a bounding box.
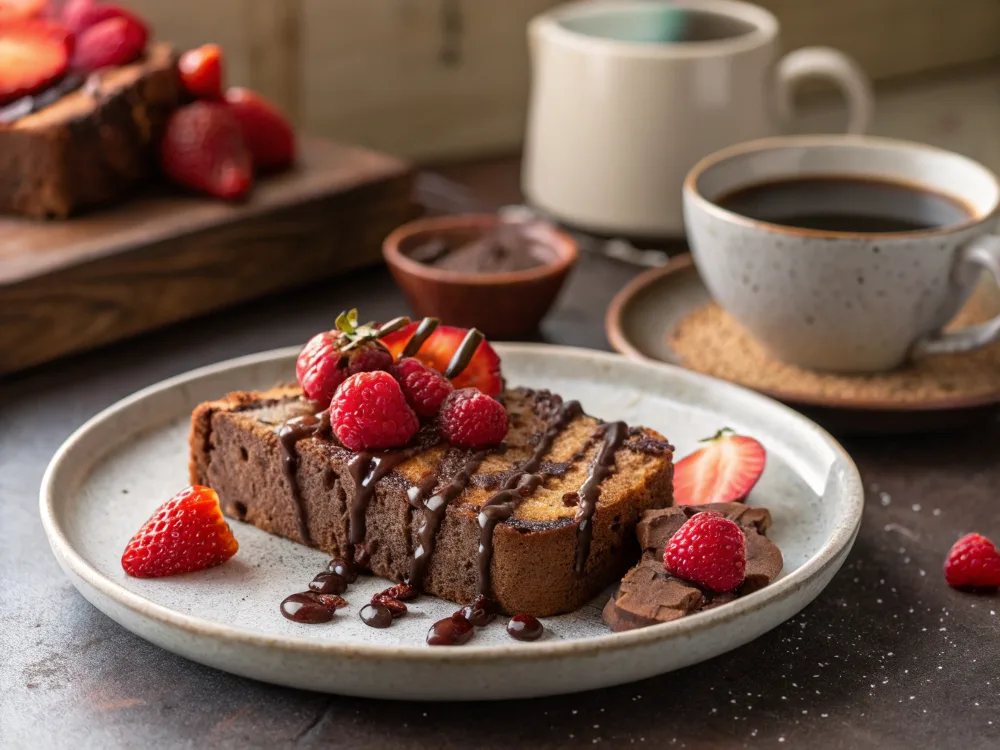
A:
[774,47,874,134]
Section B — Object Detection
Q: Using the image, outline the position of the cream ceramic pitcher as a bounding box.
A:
[522,0,874,237]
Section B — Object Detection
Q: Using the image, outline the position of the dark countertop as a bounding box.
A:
[2,161,999,750]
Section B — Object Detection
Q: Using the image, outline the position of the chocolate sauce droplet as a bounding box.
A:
[457,595,499,627]
[327,558,359,582]
[427,614,475,646]
[280,592,335,623]
[309,571,347,595]
[506,614,544,641]
[360,603,394,629]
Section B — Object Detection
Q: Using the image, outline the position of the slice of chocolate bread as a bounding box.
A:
[603,504,783,631]
[190,385,674,616]
[0,43,181,218]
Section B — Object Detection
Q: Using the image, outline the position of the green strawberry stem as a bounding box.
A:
[699,427,735,443]
[335,309,411,352]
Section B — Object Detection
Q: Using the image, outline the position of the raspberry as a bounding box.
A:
[944,533,1000,588]
[121,486,239,578]
[437,388,508,449]
[390,357,453,417]
[329,371,419,451]
[296,332,392,407]
[664,511,746,593]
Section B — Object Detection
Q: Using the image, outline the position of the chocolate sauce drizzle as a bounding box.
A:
[475,400,583,597]
[574,421,628,574]
[276,411,331,545]
[408,450,487,587]
[346,451,410,557]
[401,317,440,357]
[443,328,484,378]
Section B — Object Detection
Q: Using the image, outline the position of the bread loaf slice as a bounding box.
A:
[190,385,674,616]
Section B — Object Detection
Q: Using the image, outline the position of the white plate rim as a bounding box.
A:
[40,344,864,664]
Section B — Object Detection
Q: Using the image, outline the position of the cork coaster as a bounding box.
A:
[669,284,1000,407]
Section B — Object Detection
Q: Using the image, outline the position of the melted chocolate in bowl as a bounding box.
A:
[407,221,559,274]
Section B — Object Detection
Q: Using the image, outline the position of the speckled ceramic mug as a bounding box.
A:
[683,135,1000,372]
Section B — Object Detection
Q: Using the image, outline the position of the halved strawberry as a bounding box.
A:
[72,12,147,72]
[381,322,503,396]
[0,19,72,105]
[121,485,239,578]
[673,428,765,506]
[0,0,47,21]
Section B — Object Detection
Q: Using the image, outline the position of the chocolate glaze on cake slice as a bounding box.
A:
[602,503,783,632]
[190,385,674,617]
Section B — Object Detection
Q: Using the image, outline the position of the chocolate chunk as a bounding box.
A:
[602,559,704,632]
[741,528,784,595]
[604,502,783,633]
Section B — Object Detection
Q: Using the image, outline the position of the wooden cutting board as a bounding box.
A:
[0,136,416,375]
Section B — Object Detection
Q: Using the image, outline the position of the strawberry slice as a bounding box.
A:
[72,12,147,72]
[381,322,503,396]
[121,485,239,578]
[673,428,766,506]
[0,0,47,21]
[178,43,223,100]
[0,19,72,105]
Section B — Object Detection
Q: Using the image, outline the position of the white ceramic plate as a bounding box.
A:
[40,345,862,700]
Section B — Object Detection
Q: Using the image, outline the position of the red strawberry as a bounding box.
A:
[296,310,395,407]
[0,0,46,21]
[178,43,223,100]
[391,357,453,417]
[121,486,239,578]
[438,388,508,449]
[381,322,503,396]
[664,511,746,592]
[61,0,139,34]
[329,370,420,451]
[72,13,147,72]
[0,19,72,105]
[673,428,765,506]
[944,533,1000,589]
[224,87,296,172]
[160,101,253,200]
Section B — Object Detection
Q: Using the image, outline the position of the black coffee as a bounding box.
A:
[717,177,973,233]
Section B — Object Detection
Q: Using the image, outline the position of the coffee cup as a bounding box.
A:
[683,135,1000,372]
[522,0,873,238]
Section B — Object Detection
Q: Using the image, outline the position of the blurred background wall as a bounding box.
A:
[125,0,1000,164]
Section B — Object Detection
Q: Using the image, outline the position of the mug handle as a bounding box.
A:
[911,235,1000,357]
[774,47,874,134]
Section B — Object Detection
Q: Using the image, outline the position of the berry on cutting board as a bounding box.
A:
[62,1,140,34]
[72,11,148,72]
[0,19,72,105]
[944,533,1000,589]
[664,511,747,593]
[121,485,239,578]
[0,0,46,21]
[672,428,765,506]
[160,101,253,200]
[178,43,223,100]
[296,309,396,407]
[438,387,508,449]
[224,87,296,172]
[390,357,453,418]
[329,370,420,451]
[381,322,504,396]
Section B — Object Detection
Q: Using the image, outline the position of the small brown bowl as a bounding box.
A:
[382,214,578,339]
